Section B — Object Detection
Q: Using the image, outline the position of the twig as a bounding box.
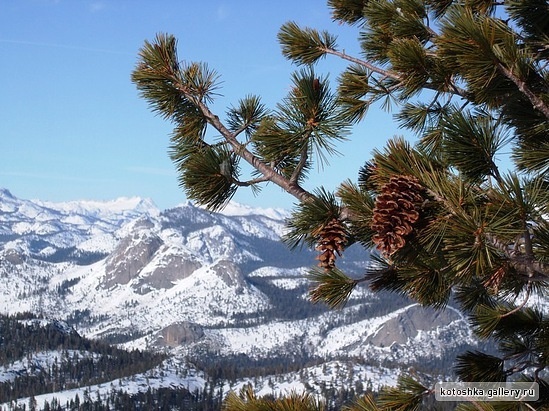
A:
[497,63,549,119]
[290,130,313,184]
[500,282,532,318]
[173,79,315,204]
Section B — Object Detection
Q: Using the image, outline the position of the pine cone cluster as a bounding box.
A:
[315,218,348,270]
[371,175,426,256]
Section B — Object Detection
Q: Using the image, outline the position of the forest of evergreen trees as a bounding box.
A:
[1,386,222,411]
[0,298,479,411]
[1,385,363,411]
[0,311,372,410]
[0,313,166,405]
[0,286,478,410]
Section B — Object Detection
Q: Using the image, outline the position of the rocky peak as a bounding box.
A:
[103,231,164,288]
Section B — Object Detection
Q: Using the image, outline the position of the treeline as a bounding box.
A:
[2,385,464,411]
[0,313,166,403]
[29,244,108,265]
[193,352,326,382]
[2,384,365,411]
[2,386,221,411]
[241,276,411,326]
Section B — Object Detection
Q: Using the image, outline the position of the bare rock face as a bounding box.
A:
[156,321,205,347]
[212,259,245,289]
[103,231,163,289]
[367,305,462,347]
[2,249,25,265]
[134,250,202,294]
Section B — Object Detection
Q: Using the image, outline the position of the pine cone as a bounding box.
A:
[312,78,320,92]
[315,218,348,270]
[371,175,426,256]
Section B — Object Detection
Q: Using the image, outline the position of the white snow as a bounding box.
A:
[213,201,290,221]
[0,357,206,410]
[36,196,159,218]
[0,188,481,408]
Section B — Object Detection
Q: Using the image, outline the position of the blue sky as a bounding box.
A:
[1,1,408,211]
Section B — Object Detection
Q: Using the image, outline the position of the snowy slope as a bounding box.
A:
[0,188,481,407]
[1,356,398,411]
[0,188,159,258]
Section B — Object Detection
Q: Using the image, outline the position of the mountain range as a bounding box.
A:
[0,188,482,409]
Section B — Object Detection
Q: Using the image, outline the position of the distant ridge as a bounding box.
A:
[0,186,482,409]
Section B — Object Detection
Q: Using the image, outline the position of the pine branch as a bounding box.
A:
[232,175,271,187]
[343,393,381,411]
[170,67,315,204]
[323,45,470,99]
[278,21,338,65]
[177,145,239,211]
[485,234,549,279]
[325,47,399,83]
[224,385,325,411]
[511,258,549,280]
[328,0,367,26]
[133,34,317,209]
[290,129,312,184]
[377,374,430,410]
[227,95,269,139]
[455,351,506,382]
[278,21,471,105]
[308,267,359,309]
[284,188,346,249]
[497,62,549,119]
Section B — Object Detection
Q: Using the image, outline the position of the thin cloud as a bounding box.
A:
[126,166,175,177]
[0,38,132,56]
[216,4,229,21]
[0,171,114,183]
[89,2,106,13]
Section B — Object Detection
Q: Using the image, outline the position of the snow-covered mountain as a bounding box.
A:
[0,188,480,407]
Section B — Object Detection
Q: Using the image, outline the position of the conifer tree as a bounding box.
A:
[223,385,326,411]
[132,0,549,409]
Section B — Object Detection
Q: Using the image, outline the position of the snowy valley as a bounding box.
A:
[0,188,480,409]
